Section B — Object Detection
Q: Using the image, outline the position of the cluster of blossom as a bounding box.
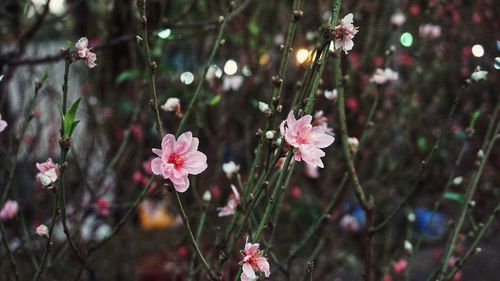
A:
[35,158,60,188]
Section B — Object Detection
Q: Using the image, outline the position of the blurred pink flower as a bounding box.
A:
[290,186,302,198]
[370,68,399,84]
[240,237,270,280]
[75,37,97,68]
[0,113,7,133]
[392,258,408,273]
[340,214,360,232]
[453,271,463,281]
[151,132,207,192]
[0,200,18,220]
[383,274,393,281]
[95,197,111,217]
[331,13,359,54]
[409,4,420,16]
[36,158,59,189]
[35,224,49,238]
[419,24,441,39]
[390,12,406,26]
[217,184,240,217]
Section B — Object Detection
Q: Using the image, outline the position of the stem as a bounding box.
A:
[443,202,500,281]
[175,3,231,136]
[334,52,369,209]
[0,221,21,281]
[436,121,500,280]
[138,1,163,137]
[173,190,218,280]
[373,85,467,232]
[187,206,207,281]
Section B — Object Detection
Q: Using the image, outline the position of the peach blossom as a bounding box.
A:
[36,158,59,189]
[392,258,408,273]
[280,111,335,168]
[75,37,97,68]
[0,113,7,133]
[240,237,270,280]
[151,132,207,192]
[217,184,240,217]
[330,13,359,54]
[0,200,18,220]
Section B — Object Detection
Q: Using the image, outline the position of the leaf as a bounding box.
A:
[63,98,81,137]
[443,192,466,204]
[469,109,481,129]
[248,20,259,36]
[116,70,141,84]
[208,95,221,106]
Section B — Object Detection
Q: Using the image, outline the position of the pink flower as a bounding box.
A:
[419,24,441,39]
[0,113,7,133]
[280,111,335,168]
[151,132,208,192]
[35,224,49,238]
[95,197,111,217]
[392,258,408,273]
[217,185,240,217]
[36,158,59,188]
[370,68,399,84]
[75,37,97,68]
[330,13,359,54]
[340,214,360,232]
[240,238,270,280]
[0,200,18,220]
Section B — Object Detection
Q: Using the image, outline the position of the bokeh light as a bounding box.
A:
[223,60,238,75]
[296,49,310,64]
[158,28,172,39]
[472,44,484,57]
[400,32,413,47]
[180,72,194,85]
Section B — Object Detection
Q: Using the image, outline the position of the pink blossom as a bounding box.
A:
[75,37,97,68]
[392,258,408,273]
[330,13,359,54]
[419,24,441,39]
[36,158,59,188]
[240,237,270,280]
[280,111,335,168]
[390,12,406,26]
[370,68,399,84]
[95,197,111,217]
[340,214,360,232]
[217,185,240,217]
[0,113,7,133]
[151,132,207,192]
[35,224,49,238]
[0,200,18,220]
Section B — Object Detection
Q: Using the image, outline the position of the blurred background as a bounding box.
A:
[0,0,499,280]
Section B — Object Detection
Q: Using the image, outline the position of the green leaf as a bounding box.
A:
[248,20,259,36]
[208,95,221,106]
[116,70,141,84]
[443,192,466,204]
[63,98,81,137]
[469,109,481,129]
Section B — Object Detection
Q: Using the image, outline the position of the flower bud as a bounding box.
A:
[265,130,275,139]
[258,102,271,114]
[202,190,212,202]
[36,224,49,238]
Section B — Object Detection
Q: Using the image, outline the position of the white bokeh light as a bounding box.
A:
[180,72,194,85]
[472,44,484,57]
[223,60,238,75]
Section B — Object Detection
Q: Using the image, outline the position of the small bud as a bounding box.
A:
[475,247,482,253]
[265,130,275,139]
[36,224,49,238]
[37,174,53,188]
[276,105,283,112]
[258,102,271,114]
[218,16,225,23]
[292,9,304,21]
[202,190,212,202]
[468,200,476,207]
[452,176,463,186]
[347,137,359,154]
[404,240,413,253]
[324,89,338,101]
[407,212,416,222]
[477,149,484,159]
[220,39,226,45]
[279,44,285,51]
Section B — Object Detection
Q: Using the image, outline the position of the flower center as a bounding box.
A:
[167,153,185,169]
[334,27,351,38]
